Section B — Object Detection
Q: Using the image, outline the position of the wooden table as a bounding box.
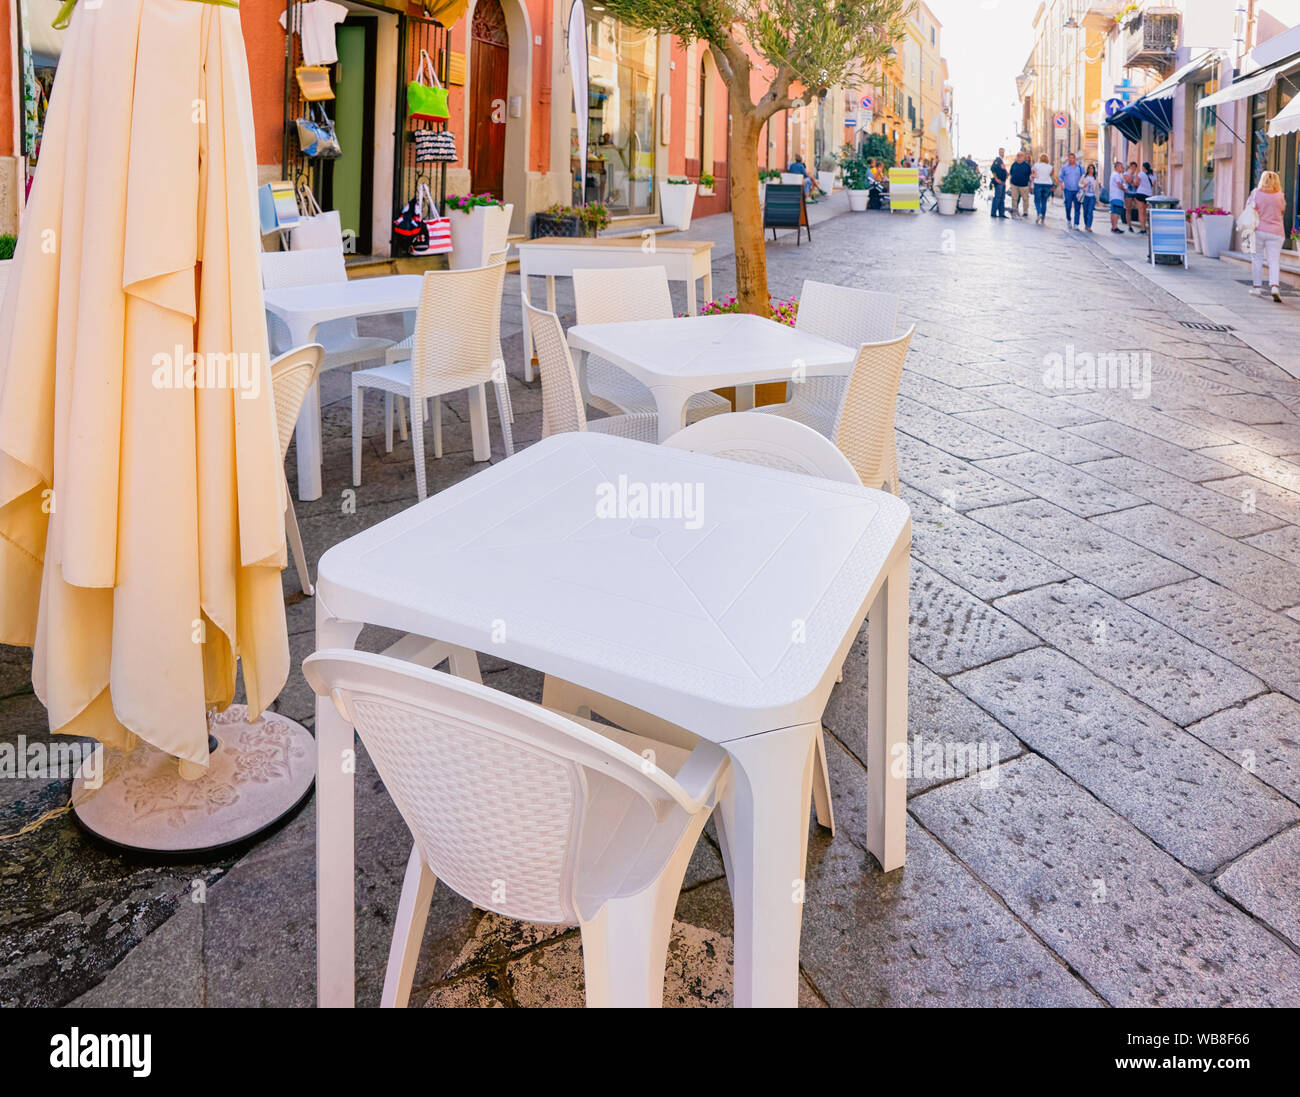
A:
[516,236,715,382]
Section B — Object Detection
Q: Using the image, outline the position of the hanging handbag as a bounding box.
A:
[412,183,453,256]
[296,65,335,102]
[296,102,342,159]
[414,128,458,164]
[291,182,345,252]
[407,49,450,123]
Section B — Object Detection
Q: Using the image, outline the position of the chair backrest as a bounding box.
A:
[303,649,701,925]
[834,327,915,491]
[409,261,507,401]
[665,413,862,485]
[524,302,588,437]
[260,248,351,352]
[796,281,897,348]
[269,344,325,460]
[572,265,672,325]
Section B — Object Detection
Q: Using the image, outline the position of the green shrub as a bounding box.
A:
[0,235,15,261]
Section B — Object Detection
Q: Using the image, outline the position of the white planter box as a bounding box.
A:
[937,192,959,215]
[847,189,869,212]
[957,192,977,211]
[818,170,835,194]
[447,203,513,270]
[659,182,697,230]
[1198,214,1233,259]
[697,184,714,197]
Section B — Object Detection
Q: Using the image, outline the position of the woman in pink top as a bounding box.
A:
[1248,171,1288,302]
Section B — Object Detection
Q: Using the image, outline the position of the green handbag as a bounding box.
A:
[407,49,450,123]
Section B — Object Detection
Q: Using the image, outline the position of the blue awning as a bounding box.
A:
[1105,106,1144,144]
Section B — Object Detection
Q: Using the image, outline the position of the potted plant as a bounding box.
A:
[697,171,716,197]
[817,153,837,196]
[1189,205,1232,259]
[659,177,698,230]
[759,167,781,204]
[445,193,514,269]
[841,153,872,211]
[957,162,982,211]
[530,202,610,239]
[939,162,979,215]
[0,234,14,280]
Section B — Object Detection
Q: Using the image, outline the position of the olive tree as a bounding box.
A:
[600,0,913,315]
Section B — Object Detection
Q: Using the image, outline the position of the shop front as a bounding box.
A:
[573,11,657,216]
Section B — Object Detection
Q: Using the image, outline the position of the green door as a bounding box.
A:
[329,20,375,254]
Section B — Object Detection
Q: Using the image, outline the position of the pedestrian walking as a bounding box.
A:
[1009,152,1032,219]
[990,148,1009,219]
[1032,154,1056,224]
[1108,160,1128,233]
[1246,171,1288,302]
[1059,153,1083,229]
[1079,164,1099,232]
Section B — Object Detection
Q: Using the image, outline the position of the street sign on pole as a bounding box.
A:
[1105,98,1125,118]
[1054,112,1069,130]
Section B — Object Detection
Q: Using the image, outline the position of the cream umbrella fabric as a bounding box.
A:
[0,0,288,768]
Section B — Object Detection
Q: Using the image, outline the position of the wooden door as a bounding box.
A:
[469,0,509,199]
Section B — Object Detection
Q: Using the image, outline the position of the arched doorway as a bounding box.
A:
[469,0,509,199]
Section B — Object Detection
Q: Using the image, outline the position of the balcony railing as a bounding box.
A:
[1124,11,1180,74]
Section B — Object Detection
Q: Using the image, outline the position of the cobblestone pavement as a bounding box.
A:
[4,198,1300,1007]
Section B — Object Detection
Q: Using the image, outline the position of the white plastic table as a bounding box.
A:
[566,314,857,442]
[517,237,715,382]
[263,275,423,501]
[314,432,911,1008]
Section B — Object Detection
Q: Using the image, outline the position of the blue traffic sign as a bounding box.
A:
[1105,98,1126,118]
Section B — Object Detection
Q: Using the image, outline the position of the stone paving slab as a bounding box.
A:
[1094,505,1300,612]
[1197,445,1300,494]
[1076,456,1284,538]
[966,499,1194,598]
[800,740,1094,1006]
[903,489,1072,600]
[910,753,1300,1006]
[823,650,1025,793]
[1167,408,1300,457]
[1201,473,1300,527]
[1186,693,1300,804]
[974,451,1145,517]
[993,579,1264,727]
[1066,420,1240,482]
[1128,579,1300,702]
[905,559,1043,677]
[904,354,1013,390]
[899,372,996,415]
[957,408,1119,465]
[948,650,1295,873]
[973,383,1105,429]
[1062,392,1235,450]
[1242,524,1300,568]
[895,396,1026,461]
[1214,827,1300,951]
[896,432,1034,513]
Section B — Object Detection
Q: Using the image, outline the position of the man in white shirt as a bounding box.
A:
[1108,161,1128,235]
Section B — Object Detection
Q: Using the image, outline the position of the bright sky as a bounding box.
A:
[927,0,1043,157]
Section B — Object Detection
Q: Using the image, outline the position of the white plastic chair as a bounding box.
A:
[756,281,899,437]
[302,649,729,1008]
[525,302,658,442]
[571,266,730,423]
[352,260,515,501]
[382,251,513,452]
[260,248,398,368]
[270,345,325,596]
[833,328,916,495]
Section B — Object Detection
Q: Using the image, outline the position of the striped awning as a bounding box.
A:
[1199,54,1300,109]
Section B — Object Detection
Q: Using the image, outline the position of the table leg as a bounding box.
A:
[467,384,491,462]
[866,555,909,872]
[734,384,756,412]
[703,269,714,309]
[315,599,364,1008]
[651,387,693,443]
[293,321,324,502]
[716,722,818,1008]
[521,273,534,384]
[686,278,698,317]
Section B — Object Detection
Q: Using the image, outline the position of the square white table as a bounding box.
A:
[264,275,424,501]
[566,314,857,442]
[517,237,715,382]
[314,431,911,1008]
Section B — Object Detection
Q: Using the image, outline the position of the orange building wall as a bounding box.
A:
[0,0,13,158]
[242,0,291,166]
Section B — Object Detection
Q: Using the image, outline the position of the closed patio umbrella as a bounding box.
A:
[0,0,310,849]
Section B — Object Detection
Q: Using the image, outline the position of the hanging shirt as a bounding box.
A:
[280,1,350,67]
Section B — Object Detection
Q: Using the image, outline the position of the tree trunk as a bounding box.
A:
[727,113,771,318]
